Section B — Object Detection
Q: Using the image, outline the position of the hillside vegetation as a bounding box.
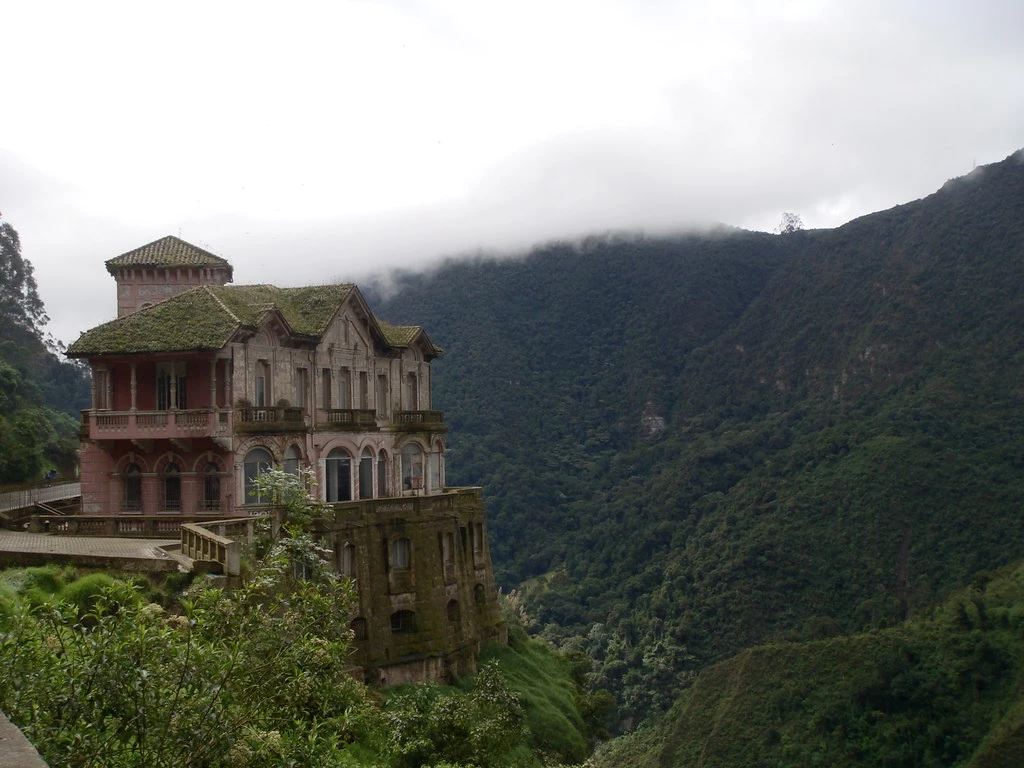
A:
[0,213,90,486]
[373,150,1024,723]
[591,561,1024,768]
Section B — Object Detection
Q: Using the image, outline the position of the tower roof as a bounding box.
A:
[105,235,233,279]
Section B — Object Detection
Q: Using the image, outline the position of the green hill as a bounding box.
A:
[373,150,1024,723]
[591,561,1024,768]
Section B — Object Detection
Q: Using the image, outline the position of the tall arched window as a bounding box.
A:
[402,443,424,491]
[339,542,356,578]
[123,463,142,513]
[203,462,221,512]
[243,448,273,504]
[359,447,374,500]
[377,450,389,497]
[325,447,352,502]
[163,463,181,512]
[283,445,301,476]
[429,441,444,491]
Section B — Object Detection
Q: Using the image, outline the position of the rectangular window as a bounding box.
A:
[338,368,350,409]
[94,369,110,410]
[255,374,266,407]
[405,372,418,410]
[376,374,389,417]
[321,368,332,409]
[392,538,411,569]
[358,371,369,409]
[294,367,308,408]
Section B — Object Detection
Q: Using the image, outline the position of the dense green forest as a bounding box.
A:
[373,150,1024,726]
[0,213,90,485]
[592,560,1024,768]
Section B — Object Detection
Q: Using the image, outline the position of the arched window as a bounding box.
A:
[123,463,142,513]
[243,448,273,504]
[377,450,389,497]
[429,441,444,491]
[203,462,221,512]
[283,445,301,476]
[339,542,356,578]
[390,610,416,634]
[350,617,368,641]
[325,447,352,502]
[474,583,486,606]
[447,599,460,623]
[359,447,374,500]
[391,537,411,569]
[163,463,181,512]
[402,443,424,491]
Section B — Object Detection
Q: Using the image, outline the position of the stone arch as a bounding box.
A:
[152,452,186,475]
[190,451,226,474]
[114,452,149,474]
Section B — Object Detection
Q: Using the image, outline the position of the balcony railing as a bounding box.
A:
[81,408,228,441]
[233,406,306,433]
[316,408,378,431]
[393,410,446,430]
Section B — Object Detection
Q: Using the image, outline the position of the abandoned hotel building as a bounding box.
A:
[66,235,505,684]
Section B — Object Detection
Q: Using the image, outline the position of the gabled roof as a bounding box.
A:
[105,236,233,279]
[378,321,444,358]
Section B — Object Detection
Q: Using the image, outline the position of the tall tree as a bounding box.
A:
[0,210,48,338]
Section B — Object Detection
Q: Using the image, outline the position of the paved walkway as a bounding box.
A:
[0,484,81,514]
[0,531,178,561]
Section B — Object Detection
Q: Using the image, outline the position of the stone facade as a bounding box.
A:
[67,236,505,682]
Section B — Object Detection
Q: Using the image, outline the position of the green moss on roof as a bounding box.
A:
[105,236,233,273]
[208,284,354,337]
[67,287,240,355]
[68,284,358,356]
[378,321,444,357]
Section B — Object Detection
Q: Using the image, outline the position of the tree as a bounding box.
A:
[776,211,804,234]
[0,211,48,338]
[0,471,375,767]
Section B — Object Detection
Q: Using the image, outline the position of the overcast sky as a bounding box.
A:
[2,0,1022,347]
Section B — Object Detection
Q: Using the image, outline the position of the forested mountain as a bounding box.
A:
[593,561,1024,768]
[372,150,1024,724]
[0,214,90,484]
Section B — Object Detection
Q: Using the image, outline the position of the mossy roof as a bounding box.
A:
[378,321,444,357]
[105,236,233,277]
[68,283,356,356]
[67,283,443,358]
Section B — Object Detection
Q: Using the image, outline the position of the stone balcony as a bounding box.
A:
[81,406,446,442]
[80,408,232,441]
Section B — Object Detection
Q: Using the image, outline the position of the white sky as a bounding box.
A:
[1,0,1022,347]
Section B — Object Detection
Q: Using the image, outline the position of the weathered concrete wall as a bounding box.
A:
[0,712,48,768]
[319,488,506,685]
